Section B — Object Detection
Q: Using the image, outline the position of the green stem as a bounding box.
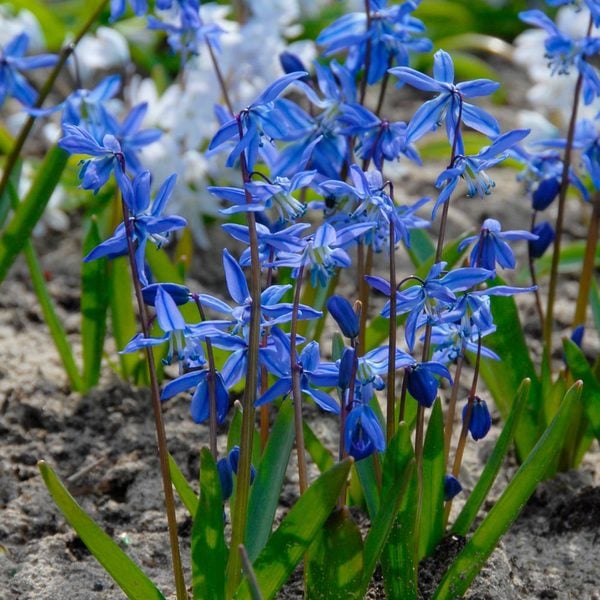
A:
[0,0,109,212]
[572,192,600,327]
[443,354,464,467]
[543,15,593,350]
[226,118,262,597]
[528,211,545,329]
[290,265,309,494]
[120,192,187,600]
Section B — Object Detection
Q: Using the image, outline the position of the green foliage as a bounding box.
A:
[38,461,166,600]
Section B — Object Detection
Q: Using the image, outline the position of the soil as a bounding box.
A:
[1,60,599,600]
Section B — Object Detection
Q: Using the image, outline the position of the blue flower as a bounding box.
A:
[110,0,147,21]
[327,295,360,340]
[161,367,230,424]
[83,171,186,286]
[529,221,555,258]
[344,404,386,460]
[0,33,57,107]
[208,72,308,171]
[444,475,462,501]
[405,361,452,408]
[257,332,340,414]
[142,282,191,306]
[433,129,530,217]
[463,397,492,441]
[389,49,500,147]
[458,218,538,271]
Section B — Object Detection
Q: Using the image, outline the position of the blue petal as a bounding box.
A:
[223,249,250,304]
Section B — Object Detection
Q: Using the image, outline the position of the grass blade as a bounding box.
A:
[433,381,583,599]
[234,459,353,600]
[419,399,445,559]
[168,454,198,517]
[0,145,68,284]
[81,216,109,391]
[451,379,530,536]
[192,448,228,600]
[245,400,295,561]
[38,461,165,600]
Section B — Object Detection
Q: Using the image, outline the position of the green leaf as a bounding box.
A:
[477,279,540,460]
[590,278,600,333]
[405,228,435,268]
[563,340,600,441]
[380,427,419,600]
[433,381,583,599]
[419,399,444,559]
[355,454,381,519]
[168,454,198,517]
[81,217,109,391]
[535,240,600,275]
[245,400,295,561]
[234,459,353,600]
[0,145,68,284]
[360,426,415,598]
[23,239,84,391]
[192,449,228,600]
[452,379,531,536]
[108,257,140,380]
[38,461,165,600]
[6,0,66,50]
[306,508,364,600]
[303,420,335,473]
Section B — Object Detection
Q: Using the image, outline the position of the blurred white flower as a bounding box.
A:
[0,6,45,50]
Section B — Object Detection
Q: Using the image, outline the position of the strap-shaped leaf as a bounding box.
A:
[452,378,530,536]
[192,448,228,600]
[303,420,334,473]
[38,461,165,600]
[234,458,353,600]
[306,508,364,600]
[433,381,583,599]
[360,425,415,598]
[0,145,68,284]
[419,399,444,559]
[81,216,109,391]
[168,454,198,517]
[245,400,295,561]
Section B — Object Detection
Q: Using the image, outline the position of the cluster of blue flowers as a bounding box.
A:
[13,0,597,496]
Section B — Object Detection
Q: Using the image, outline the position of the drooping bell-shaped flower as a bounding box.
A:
[463,397,492,441]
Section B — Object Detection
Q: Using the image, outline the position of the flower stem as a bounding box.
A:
[443,353,464,467]
[386,219,397,441]
[543,15,592,350]
[120,190,187,600]
[572,191,600,327]
[290,264,309,494]
[193,297,218,460]
[0,0,110,212]
[226,119,263,597]
[528,212,545,329]
[359,0,372,106]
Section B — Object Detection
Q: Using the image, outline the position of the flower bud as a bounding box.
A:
[532,177,560,211]
[529,221,554,258]
[444,475,462,501]
[142,283,191,306]
[279,52,309,81]
[406,365,438,408]
[463,397,491,441]
[327,295,360,339]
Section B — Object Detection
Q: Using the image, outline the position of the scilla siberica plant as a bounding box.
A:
[0,0,593,599]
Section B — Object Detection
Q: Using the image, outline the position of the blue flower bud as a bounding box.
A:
[529,221,555,258]
[327,295,360,339]
[279,52,309,81]
[571,325,585,348]
[406,365,439,408]
[532,177,560,211]
[228,445,256,483]
[463,397,491,441]
[338,347,356,390]
[142,283,191,306]
[444,475,462,501]
[217,457,233,501]
[344,405,385,461]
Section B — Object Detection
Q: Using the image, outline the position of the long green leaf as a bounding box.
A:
[306,508,364,600]
[168,454,198,517]
[192,448,228,600]
[24,241,83,391]
[433,381,583,599]
[81,217,109,391]
[563,340,600,441]
[452,379,530,536]
[0,145,68,284]
[245,400,295,561]
[38,461,165,600]
[234,459,353,600]
[360,425,415,597]
[590,278,600,333]
[419,399,444,559]
[477,279,540,460]
[355,454,381,519]
[380,428,419,600]
[303,420,334,473]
